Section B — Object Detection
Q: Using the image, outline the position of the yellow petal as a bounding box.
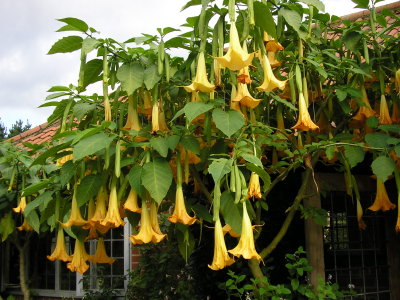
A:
[368,179,396,212]
[184,52,215,93]
[124,189,141,213]
[61,186,88,228]
[101,181,126,229]
[67,239,90,274]
[379,94,392,125]
[168,185,197,225]
[247,172,262,199]
[291,92,319,131]
[47,228,72,262]
[208,219,235,270]
[13,196,27,213]
[256,54,286,93]
[89,237,115,264]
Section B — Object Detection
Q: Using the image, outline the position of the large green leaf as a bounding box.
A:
[180,135,200,155]
[245,163,271,193]
[0,213,15,242]
[212,109,245,138]
[60,161,77,186]
[365,133,389,148]
[150,137,169,158]
[48,36,83,54]
[73,132,114,161]
[254,1,277,39]
[184,102,214,123]
[117,62,144,95]
[24,191,54,216]
[343,145,365,168]
[241,153,263,168]
[279,8,302,34]
[300,0,325,11]
[73,103,96,120]
[82,37,101,55]
[22,179,52,197]
[83,59,103,87]
[26,210,40,233]
[143,64,161,90]
[141,160,172,204]
[176,224,195,263]
[56,17,89,32]
[76,174,102,207]
[220,191,242,235]
[371,156,395,182]
[208,158,233,184]
[127,165,145,198]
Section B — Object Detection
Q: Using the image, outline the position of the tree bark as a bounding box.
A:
[17,242,30,300]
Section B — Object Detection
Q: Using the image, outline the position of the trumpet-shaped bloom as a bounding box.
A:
[256,54,286,93]
[130,200,166,244]
[124,96,141,131]
[124,189,141,213]
[247,172,262,199]
[151,103,159,132]
[17,218,33,231]
[56,148,73,167]
[150,201,165,236]
[89,186,109,234]
[89,238,115,264]
[67,239,90,274]
[84,199,99,241]
[356,198,366,230]
[184,52,215,93]
[61,187,87,228]
[104,98,112,122]
[208,219,235,270]
[368,179,396,211]
[391,101,400,124]
[395,69,400,95]
[158,108,169,132]
[168,185,197,225]
[101,182,126,229]
[215,23,254,71]
[222,224,240,238]
[228,201,261,261]
[379,94,392,125]
[291,92,319,131]
[47,228,72,262]
[233,83,261,109]
[352,86,376,124]
[13,196,27,213]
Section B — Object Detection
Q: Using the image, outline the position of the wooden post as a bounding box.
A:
[385,212,400,300]
[304,177,325,290]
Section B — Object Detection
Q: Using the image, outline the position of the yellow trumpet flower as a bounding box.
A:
[379,94,392,125]
[184,52,215,93]
[124,188,141,213]
[256,54,286,93]
[208,218,235,270]
[291,92,319,131]
[150,201,166,236]
[67,239,90,274]
[17,218,33,231]
[56,148,73,167]
[229,201,261,261]
[395,69,400,95]
[83,198,98,241]
[130,200,166,244]
[104,98,112,122]
[215,22,254,71]
[168,185,197,225]
[151,102,159,132]
[368,179,396,211]
[222,224,240,238]
[391,101,400,124]
[356,198,366,230]
[124,96,141,131]
[89,237,115,264]
[13,196,27,213]
[61,186,88,228]
[47,228,72,262]
[233,83,260,109]
[352,85,376,123]
[247,172,262,199]
[89,186,109,234]
[101,181,126,229]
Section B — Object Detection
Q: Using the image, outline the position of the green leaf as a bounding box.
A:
[220,191,242,235]
[279,8,302,33]
[167,135,181,150]
[343,145,365,168]
[271,94,297,111]
[73,103,96,120]
[254,2,277,39]
[31,143,70,166]
[0,213,15,242]
[83,59,103,87]
[57,17,89,32]
[365,133,389,148]
[143,64,161,90]
[76,174,102,207]
[335,88,347,102]
[378,124,400,134]
[23,179,52,197]
[342,31,361,53]
[48,36,83,55]
[371,156,395,182]
[352,0,369,9]
[180,135,200,155]
[366,116,379,128]
[127,165,145,198]
[150,137,169,158]
[208,158,233,184]
[45,92,70,100]
[176,224,195,263]
[24,191,54,216]
[181,0,201,11]
[82,37,101,55]
[240,153,263,168]
[47,86,70,92]
[25,210,40,233]
[300,0,325,11]
[245,163,271,193]
[184,102,214,123]
[191,204,213,223]
[212,109,245,138]
[142,160,173,204]
[73,132,114,161]
[117,62,144,95]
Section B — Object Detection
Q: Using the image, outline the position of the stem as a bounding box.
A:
[248,259,267,288]
[189,165,212,204]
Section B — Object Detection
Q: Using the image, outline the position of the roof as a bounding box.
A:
[4,2,400,147]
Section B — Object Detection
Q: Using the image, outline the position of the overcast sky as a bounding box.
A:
[0,0,398,130]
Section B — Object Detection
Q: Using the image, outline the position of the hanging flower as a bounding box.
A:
[124,96,141,131]
[101,181,126,229]
[222,224,240,238]
[291,92,319,131]
[215,22,254,71]
[184,52,215,93]
[47,228,72,262]
[266,40,284,68]
[356,198,366,230]
[89,238,115,264]
[83,198,98,241]
[379,94,392,125]
[124,188,141,213]
[13,196,27,213]
[89,186,109,234]
[391,100,400,124]
[104,98,112,122]
[256,54,286,93]
[233,83,261,109]
[61,186,88,228]
[67,239,90,274]
[149,201,166,236]
[17,218,33,231]
[208,218,235,270]
[130,200,166,244]
[151,102,159,132]
[247,172,262,199]
[228,201,261,261]
[351,85,376,126]
[395,68,400,95]
[368,179,396,211]
[168,185,197,225]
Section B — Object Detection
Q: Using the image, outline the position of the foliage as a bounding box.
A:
[0,118,7,141]
[7,119,31,139]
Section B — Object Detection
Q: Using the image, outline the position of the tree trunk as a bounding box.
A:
[17,243,30,300]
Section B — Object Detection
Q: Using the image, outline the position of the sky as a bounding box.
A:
[0,0,398,131]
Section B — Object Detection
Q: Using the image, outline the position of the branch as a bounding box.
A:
[189,164,212,204]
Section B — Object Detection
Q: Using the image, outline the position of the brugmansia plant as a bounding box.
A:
[0,0,400,298]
